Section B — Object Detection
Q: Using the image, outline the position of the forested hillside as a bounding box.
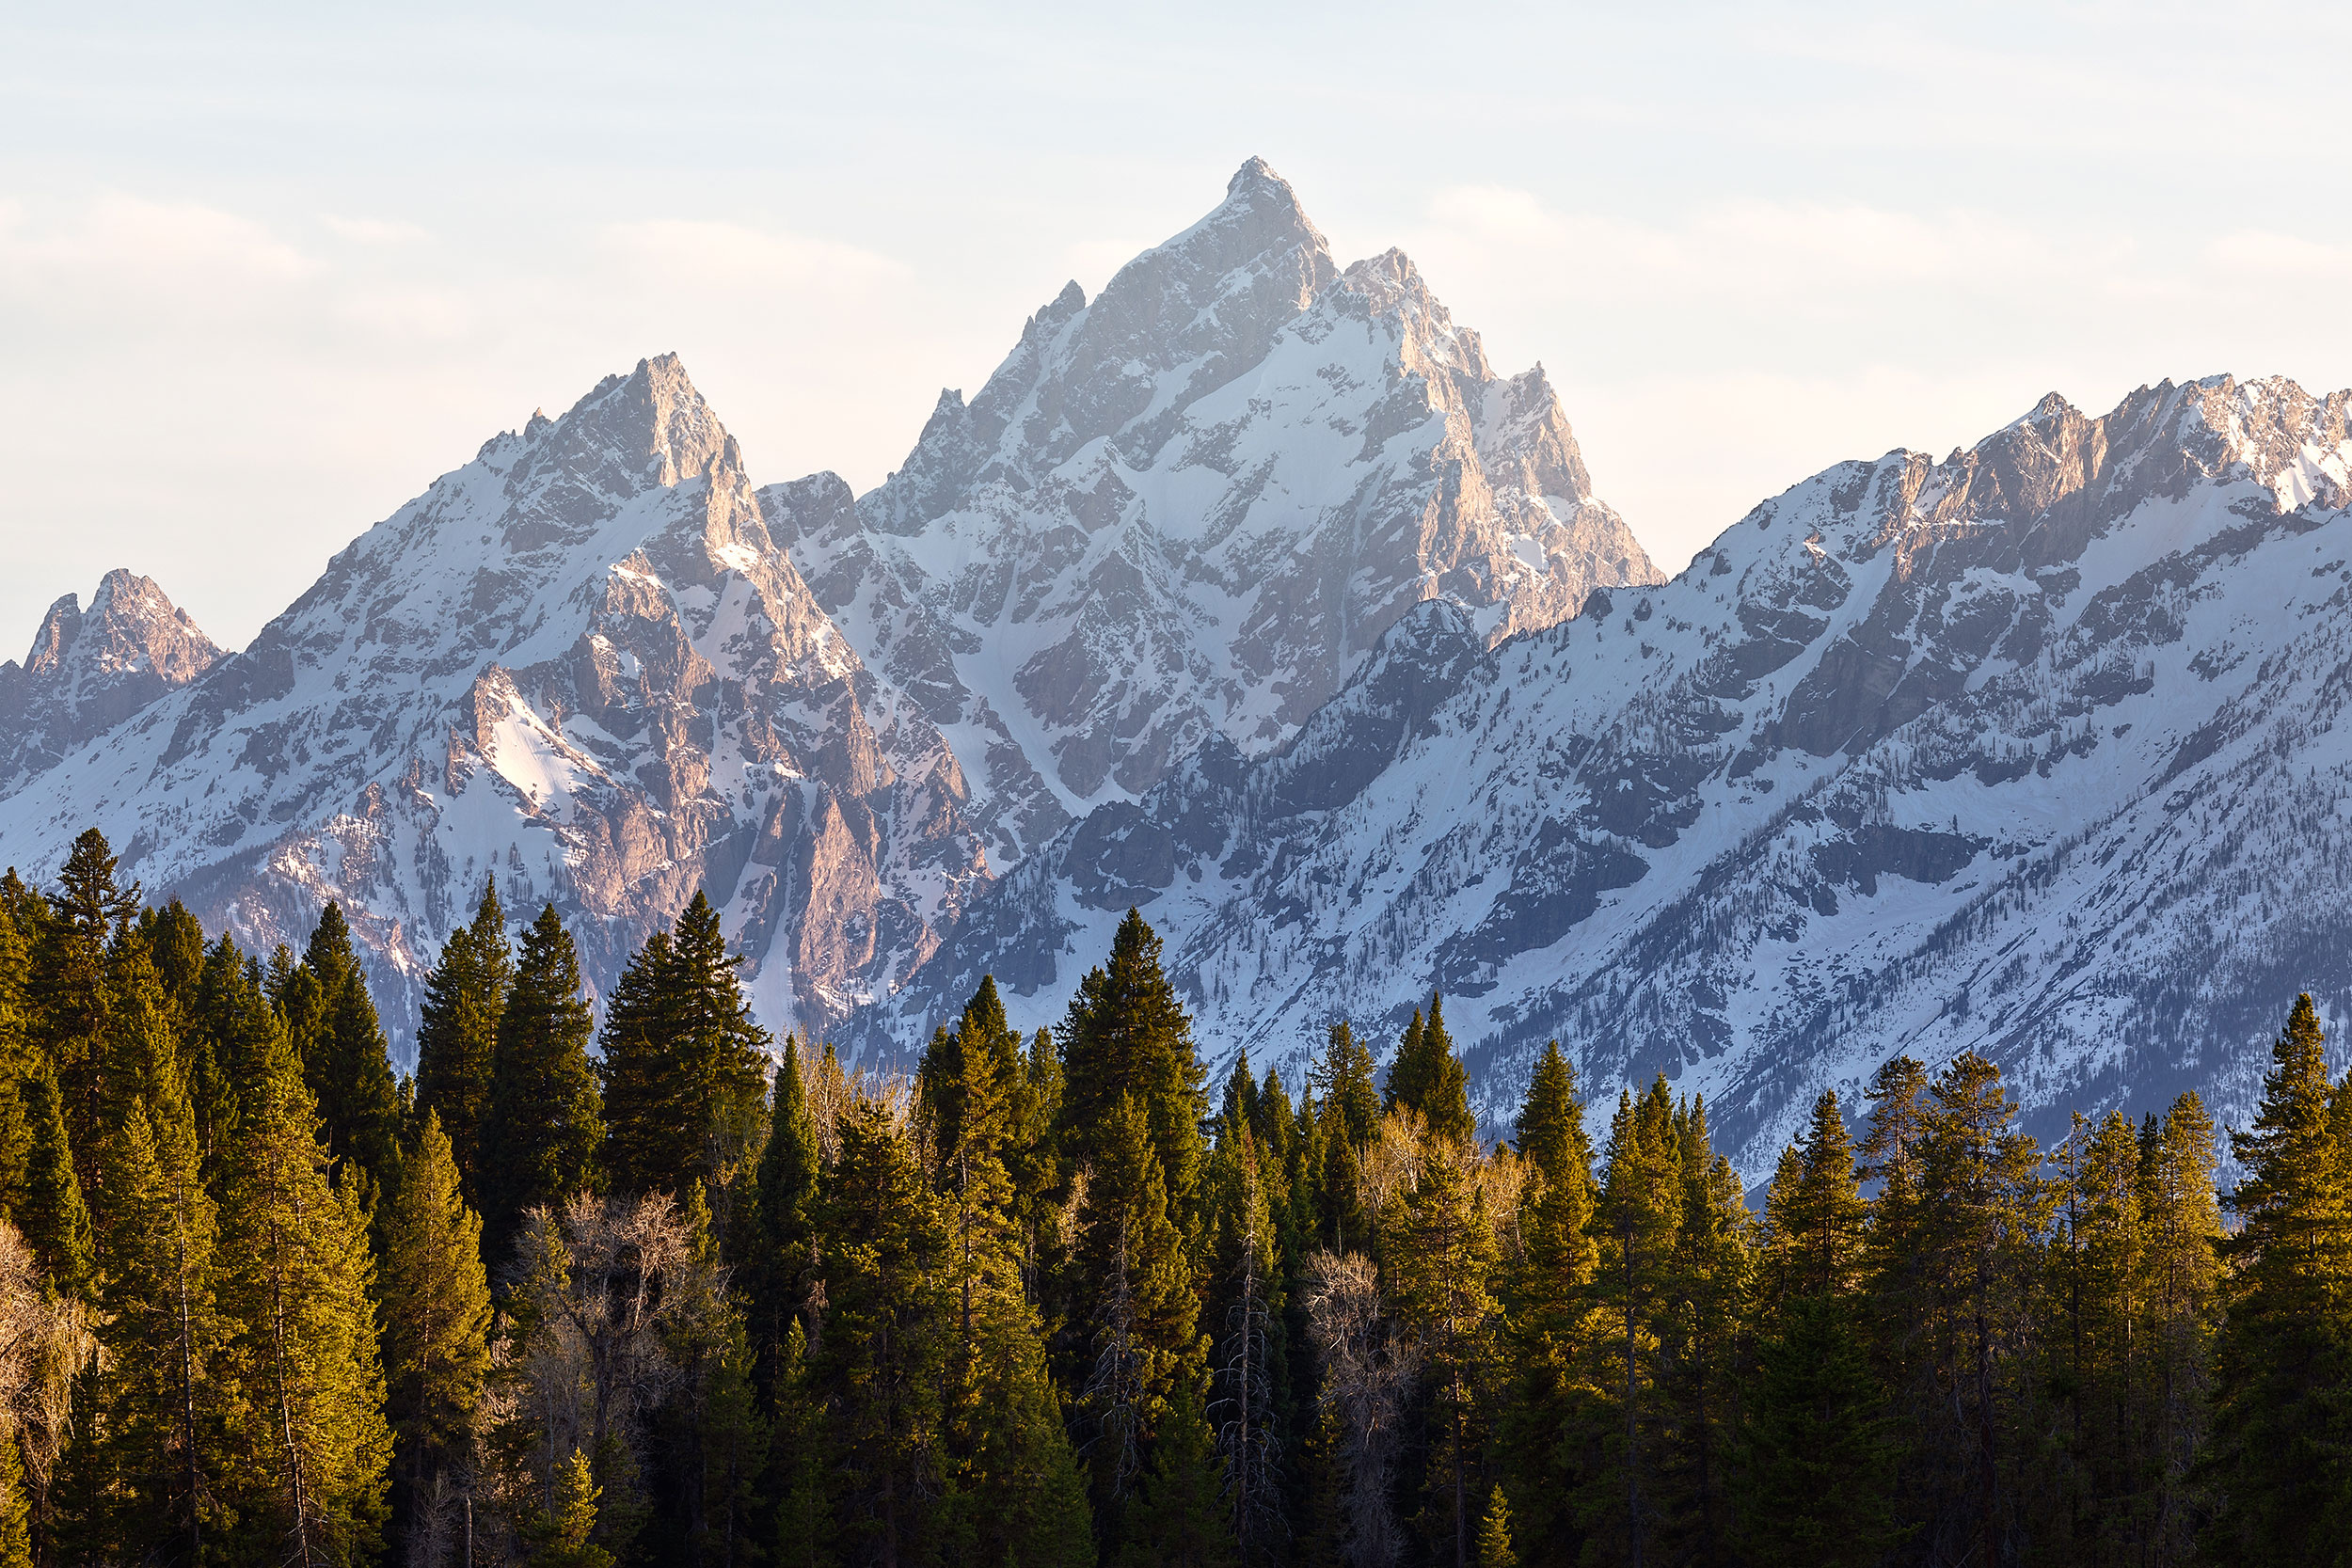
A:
[0,829,2342,1567]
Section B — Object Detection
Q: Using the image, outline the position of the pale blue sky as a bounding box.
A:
[7,1,2351,646]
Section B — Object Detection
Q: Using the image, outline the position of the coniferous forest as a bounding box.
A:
[0,829,2346,1567]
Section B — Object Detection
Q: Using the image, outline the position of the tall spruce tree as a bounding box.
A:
[85,1001,225,1565]
[16,1063,88,1300]
[2204,993,2352,1562]
[288,904,404,1204]
[482,904,603,1274]
[1497,1044,1596,1563]
[1058,910,1209,1240]
[746,1039,819,1406]
[1383,1127,1498,1568]
[1075,1093,1201,1542]
[1582,1079,1681,1566]
[598,895,768,1214]
[812,1101,952,1564]
[1383,996,1473,1148]
[380,1112,492,1549]
[413,879,511,1208]
[1738,1090,1892,1568]
[215,1036,392,1566]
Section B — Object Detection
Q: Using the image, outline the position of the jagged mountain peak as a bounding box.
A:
[843,367,2352,1186]
[0,356,990,1053]
[775,162,1660,873]
[0,569,221,792]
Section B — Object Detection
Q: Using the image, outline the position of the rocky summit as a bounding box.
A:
[764,157,1657,870]
[848,373,2352,1177]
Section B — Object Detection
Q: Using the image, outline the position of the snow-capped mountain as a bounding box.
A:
[764,158,1657,870]
[0,356,984,1041]
[846,374,2352,1179]
[0,571,222,791]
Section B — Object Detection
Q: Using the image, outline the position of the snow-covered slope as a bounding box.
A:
[763,158,1657,869]
[847,375,2352,1178]
[0,356,985,1046]
[0,571,222,791]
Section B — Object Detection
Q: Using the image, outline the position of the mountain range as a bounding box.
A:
[6,160,2347,1177]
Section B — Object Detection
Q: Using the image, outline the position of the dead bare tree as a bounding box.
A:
[1303,1249,1417,1568]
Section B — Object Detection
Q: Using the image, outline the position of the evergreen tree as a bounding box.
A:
[1581,1079,1680,1566]
[1738,1091,1892,1568]
[1385,1125,1498,1568]
[17,1068,88,1298]
[1311,1022,1380,1162]
[414,878,511,1208]
[1058,910,1209,1239]
[1496,1046,1595,1563]
[811,1101,951,1565]
[1906,1053,2045,1566]
[1111,1382,1235,1568]
[482,904,602,1273]
[1383,996,1473,1148]
[598,895,768,1215]
[2138,1092,2221,1563]
[30,829,134,1196]
[85,1007,225,1566]
[1475,1485,1515,1568]
[380,1112,492,1545]
[747,1039,819,1404]
[2204,993,2352,1562]
[289,903,404,1203]
[1650,1096,1747,1567]
[1073,1094,1201,1531]
[530,1449,617,1568]
[1205,1130,1283,1565]
[215,1036,392,1566]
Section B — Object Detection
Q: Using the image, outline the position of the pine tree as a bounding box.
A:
[599,895,769,1214]
[1384,1126,1498,1568]
[1111,1381,1235,1568]
[1311,1023,1380,1163]
[1474,1485,1515,1568]
[1058,910,1209,1239]
[530,1449,616,1568]
[2137,1092,2220,1563]
[811,1101,951,1565]
[1073,1094,1201,1530]
[84,981,225,1566]
[1907,1053,2045,1567]
[288,903,404,1202]
[30,829,134,1196]
[482,904,603,1274]
[1649,1096,1747,1567]
[1496,1045,1595,1564]
[215,1036,392,1566]
[1206,1130,1283,1565]
[17,1068,88,1298]
[414,878,511,1209]
[183,935,281,1173]
[1581,1079,1680,1567]
[746,1039,819,1405]
[2204,993,2352,1562]
[381,1112,492,1546]
[1383,997,1473,1148]
[1738,1091,1892,1568]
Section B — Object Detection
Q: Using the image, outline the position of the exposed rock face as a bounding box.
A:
[0,571,221,789]
[0,356,985,1047]
[764,157,1657,870]
[846,374,2352,1180]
